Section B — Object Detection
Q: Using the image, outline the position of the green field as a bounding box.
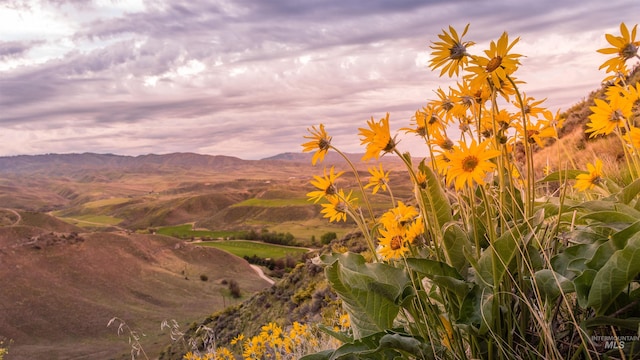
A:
[59,214,123,227]
[198,240,309,259]
[83,197,131,208]
[155,224,245,239]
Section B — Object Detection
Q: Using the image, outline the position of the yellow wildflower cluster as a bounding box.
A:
[377,201,423,261]
[297,21,640,360]
[183,322,320,360]
[303,22,640,207]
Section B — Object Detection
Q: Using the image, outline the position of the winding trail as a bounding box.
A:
[250,264,275,285]
[0,208,21,225]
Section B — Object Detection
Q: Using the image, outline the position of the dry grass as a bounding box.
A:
[0,215,272,360]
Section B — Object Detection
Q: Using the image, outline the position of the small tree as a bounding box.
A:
[320,231,337,245]
[228,279,241,298]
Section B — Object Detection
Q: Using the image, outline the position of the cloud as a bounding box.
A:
[0,0,638,158]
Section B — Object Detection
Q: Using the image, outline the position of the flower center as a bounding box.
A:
[383,138,397,152]
[440,138,454,151]
[461,95,474,107]
[325,184,337,196]
[318,138,331,151]
[621,43,639,60]
[390,235,403,250]
[449,43,467,60]
[610,109,625,123]
[462,155,479,172]
[485,56,502,72]
[442,100,454,112]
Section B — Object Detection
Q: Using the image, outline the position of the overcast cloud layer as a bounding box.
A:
[1,0,638,159]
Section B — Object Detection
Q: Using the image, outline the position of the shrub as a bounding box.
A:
[320,231,337,244]
[228,279,241,299]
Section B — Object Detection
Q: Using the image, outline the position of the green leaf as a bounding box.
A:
[537,169,584,183]
[617,178,640,204]
[585,241,617,270]
[405,258,463,280]
[611,220,640,249]
[442,223,470,274]
[328,331,399,360]
[534,269,575,300]
[573,269,597,308]
[418,160,452,229]
[432,275,473,300]
[579,211,637,225]
[377,333,435,359]
[474,225,521,287]
[316,324,354,344]
[587,232,640,315]
[405,257,471,307]
[551,242,600,276]
[300,350,334,360]
[583,316,640,331]
[324,252,409,339]
[573,200,616,212]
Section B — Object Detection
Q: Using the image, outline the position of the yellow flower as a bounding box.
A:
[405,217,425,245]
[359,113,397,161]
[260,322,283,340]
[513,119,557,148]
[539,109,564,136]
[439,315,454,351]
[230,333,245,345]
[364,164,390,194]
[428,130,454,152]
[307,166,344,203]
[597,22,640,74]
[585,95,633,137]
[302,124,332,165]
[321,189,356,222]
[574,159,604,191]
[377,223,410,260]
[624,126,640,153]
[339,313,351,329]
[379,201,419,227]
[514,93,548,119]
[433,150,452,176]
[432,88,456,123]
[479,109,514,138]
[184,352,198,360]
[450,80,487,119]
[466,32,522,90]
[401,105,445,138]
[214,347,234,360]
[429,24,475,77]
[606,83,639,103]
[415,168,429,187]
[242,336,264,359]
[446,139,500,190]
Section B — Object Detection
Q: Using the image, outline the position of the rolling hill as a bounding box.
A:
[0,211,272,359]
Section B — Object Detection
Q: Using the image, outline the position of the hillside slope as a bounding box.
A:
[0,211,272,359]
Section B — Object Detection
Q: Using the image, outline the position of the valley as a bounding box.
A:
[0,152,404,359]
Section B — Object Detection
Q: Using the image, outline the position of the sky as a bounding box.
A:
[1,0,639,160]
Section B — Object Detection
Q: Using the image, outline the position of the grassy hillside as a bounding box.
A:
[0,212,272,360]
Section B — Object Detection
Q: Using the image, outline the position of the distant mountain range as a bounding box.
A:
[0,151,400,175]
